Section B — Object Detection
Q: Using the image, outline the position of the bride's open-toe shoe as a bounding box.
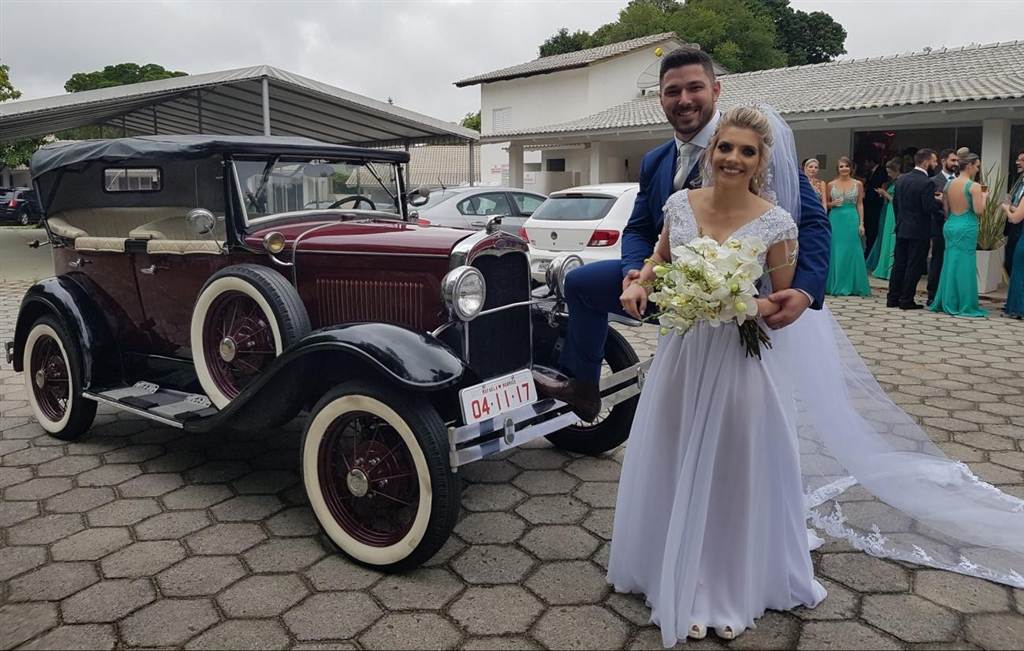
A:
[687,624,707,640]
[715,625,741,640]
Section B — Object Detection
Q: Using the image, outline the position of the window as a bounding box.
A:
[104,167,162,192]
[529,195,616,221]
[546,159,566,172]
[492,107,512,133]
[511,193,545,216]
[457,193,513,217]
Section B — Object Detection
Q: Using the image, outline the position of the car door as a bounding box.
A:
[456,192,514,230]
[505,192,546,235]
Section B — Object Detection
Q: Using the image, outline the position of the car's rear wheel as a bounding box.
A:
[546,327,640,455]
[191,265,310,418]
[23,316,96,440]
[302,381,460,572]
[19,211,30,226]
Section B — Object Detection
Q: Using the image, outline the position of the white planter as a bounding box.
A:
[976,245,1006,294]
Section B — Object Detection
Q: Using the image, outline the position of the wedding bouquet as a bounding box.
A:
[645,235,773,359]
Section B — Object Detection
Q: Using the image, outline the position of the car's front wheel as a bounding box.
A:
[23,315,97,440]
[302,381,460,572]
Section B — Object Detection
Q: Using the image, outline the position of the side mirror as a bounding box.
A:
[408,186,430,207]
[186,208,217,236]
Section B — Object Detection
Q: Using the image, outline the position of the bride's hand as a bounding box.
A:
[756,298,781,318]
[620,282,648,320]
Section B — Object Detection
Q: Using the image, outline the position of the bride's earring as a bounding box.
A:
[687,624,707,639]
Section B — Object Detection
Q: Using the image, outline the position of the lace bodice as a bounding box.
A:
[830,182,859,205]
[664,189,798,267]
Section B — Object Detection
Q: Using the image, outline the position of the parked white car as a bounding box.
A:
[521,183,639,283]
[414,186,546,235]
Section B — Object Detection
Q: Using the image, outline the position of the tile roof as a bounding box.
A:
[378,144,481,187]
[485,41,1024,139]
[454,33,681,87]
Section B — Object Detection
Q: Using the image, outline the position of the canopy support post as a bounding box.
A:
[261,78,271,136]
[152,107,158,135]
[121,115,127,137]
[404,141,411,190]
[468,141,475,187]
[197,91,204,134]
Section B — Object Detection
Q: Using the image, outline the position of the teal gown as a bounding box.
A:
[825,183,872,296]
[930,180,988,318]
[871,183,897,280]
[1006,233,1024,318]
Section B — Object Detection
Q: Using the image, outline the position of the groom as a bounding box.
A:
[535,47,832,421]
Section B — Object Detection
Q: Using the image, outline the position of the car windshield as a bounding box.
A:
[530,195,616,222]
[233,158,402,222]
[420,187,469,210]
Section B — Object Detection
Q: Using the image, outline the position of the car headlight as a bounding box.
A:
[442,266,486,321]
[545,254,584,298]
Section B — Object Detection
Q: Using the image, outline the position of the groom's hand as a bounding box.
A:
[764,289,811,329]
[621,269,641,293]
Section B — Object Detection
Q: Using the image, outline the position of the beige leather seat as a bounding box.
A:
[129,214,226,255]
[47,207,193,253]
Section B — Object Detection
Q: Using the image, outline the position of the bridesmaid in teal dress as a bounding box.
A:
[1001,193,1024,318]
[826,157,872,296]
[930,153,988,318]
[868,158,902,279]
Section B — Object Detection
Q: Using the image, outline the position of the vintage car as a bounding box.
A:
[5,135,650,571]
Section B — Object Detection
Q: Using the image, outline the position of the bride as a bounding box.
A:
[608,105,1024,647]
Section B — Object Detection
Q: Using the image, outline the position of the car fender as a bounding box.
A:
[11,276,119,387]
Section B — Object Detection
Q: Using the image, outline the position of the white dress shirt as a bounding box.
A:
[673,111,720,191]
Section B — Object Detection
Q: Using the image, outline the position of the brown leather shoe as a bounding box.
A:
[533,372,601,422]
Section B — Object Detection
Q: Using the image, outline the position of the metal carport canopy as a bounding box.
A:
[0,65,479,147]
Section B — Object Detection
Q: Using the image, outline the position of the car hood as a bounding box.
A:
[245,218,473,257]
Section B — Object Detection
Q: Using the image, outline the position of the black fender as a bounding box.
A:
[11,276,120,388]
[185,322,467,432]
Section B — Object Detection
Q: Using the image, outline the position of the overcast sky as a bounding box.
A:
[2,0,1023,125]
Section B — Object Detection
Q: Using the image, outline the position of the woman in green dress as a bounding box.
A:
[869,158,902,280]
[929,152,988,318]
[825,157,872,296]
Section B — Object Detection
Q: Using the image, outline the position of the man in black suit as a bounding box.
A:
[862,157,888,255]
[927,149,959,304]
[888,148,940,309]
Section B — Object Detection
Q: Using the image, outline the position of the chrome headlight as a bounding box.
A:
[442,265,486,321]
[545,254,584,298]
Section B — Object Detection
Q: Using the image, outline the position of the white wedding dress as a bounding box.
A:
[607,190,827,645]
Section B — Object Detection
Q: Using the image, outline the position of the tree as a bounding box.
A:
[539,28,594,57]
[64,62,187,93]
[752,0,846,66]
[0,63,46,170]
[0,62,22,102]
[460,111,481,132]
[673,0,787,72]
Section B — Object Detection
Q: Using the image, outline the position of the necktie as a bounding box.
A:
[674,142,696,191]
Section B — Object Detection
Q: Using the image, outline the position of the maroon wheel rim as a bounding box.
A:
[203,290,277,400]
[30,334,70,422]
[317,410,420,547]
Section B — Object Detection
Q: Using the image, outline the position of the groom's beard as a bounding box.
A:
[669,103,715,139]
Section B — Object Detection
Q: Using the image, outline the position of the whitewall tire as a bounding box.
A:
[23,316,96,440]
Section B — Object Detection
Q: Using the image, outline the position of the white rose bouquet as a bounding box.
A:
[644,235,773,359]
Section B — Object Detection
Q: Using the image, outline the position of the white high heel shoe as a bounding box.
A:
[715,625,742,640]
[687,624,707,640]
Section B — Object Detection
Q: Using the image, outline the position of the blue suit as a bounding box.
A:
[559,138,832,383]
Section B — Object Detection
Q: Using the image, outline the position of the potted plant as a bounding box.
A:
[977,164,1008,293]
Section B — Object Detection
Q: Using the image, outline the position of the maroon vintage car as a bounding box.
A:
[5,135,649,570]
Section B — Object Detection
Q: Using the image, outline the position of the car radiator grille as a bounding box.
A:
[468,252,531,380]
[315,278,425,330]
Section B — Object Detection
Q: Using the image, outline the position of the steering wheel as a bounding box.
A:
[328,195,376,211]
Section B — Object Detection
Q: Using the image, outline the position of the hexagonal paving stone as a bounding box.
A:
[5,476,73,500]
[44,487,116,513]
[35,454,101,477]
[103,444,164,464]
[455,511,527,544]
[231,469,299,494]
[459,459,521,483]
[217,575,309,618]
[134,510,211,540]
[0,499,38,527]
[516,495,588,525]
[861,594,959,643]
[266,506,319,536]
[915,569,1012,613]
[462,636,542,650]
[61,579,156,623]
[76,464,143,487]
[461,483,527,512]
[18,624,117,650]
[157,556,247,596]
[965,612,1024,649]
[8,562,99,601]
[284,592,383,640]
[818,553,911,593]
[451,545,535,584]
[796,621,903,650]
[574,482,619,508]
[525,560,609,605]
[243,537,327,572]
[0,466,32,489]
[0,545,47,581]
[533,605,630,650]
[359,612,461,650]
[512,469,579,495]
[581,509,615,540]
[100,540,187,578]
[370,568,463,610]
[306,555,383,591]
[120,598,220,647]
[117,472,184,497]
[211,494,283,521]
[186,522,266,554]
[566,457,622,482]
[792,579,859,621]
[8,513,84,545]
[449,586,544,635]
[87,497,161,526]
[185,619,291,650]
[509,448,569,470]
[2,445,64,466]
[519,524,602,561]
[163,484,233,510]
[0,602,59,649]
[725,611,801,650]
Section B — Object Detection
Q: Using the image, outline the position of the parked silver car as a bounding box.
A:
[414,186,546,234]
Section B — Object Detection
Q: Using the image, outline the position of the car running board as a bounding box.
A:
[82,382,218,429]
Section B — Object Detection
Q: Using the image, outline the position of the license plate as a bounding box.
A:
[459,369,537,425]
[535,260,551,274]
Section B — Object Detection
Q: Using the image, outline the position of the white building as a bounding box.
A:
[458,36,1024,191]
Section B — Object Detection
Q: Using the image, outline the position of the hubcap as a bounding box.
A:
[35,369,46,389]
[346,468,370,497]
[219,337,237,362]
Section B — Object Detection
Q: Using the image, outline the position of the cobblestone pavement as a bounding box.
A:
[2,278,1023,650]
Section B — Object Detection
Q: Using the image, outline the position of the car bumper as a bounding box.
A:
[529,247,621,282]
[447,356,652,467]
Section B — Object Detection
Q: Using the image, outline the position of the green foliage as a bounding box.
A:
[0,62,22,102]
[460,111,481,132]
[539,28,594,57]
[754,0,847,65]
[0,63,44,169]
[978,164,1009,251]
[64,62,187,93]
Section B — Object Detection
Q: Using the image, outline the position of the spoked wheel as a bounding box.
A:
[546,327,640,456]
[192,265,310,417]
[302,381,460,572]
[23,316,96,440]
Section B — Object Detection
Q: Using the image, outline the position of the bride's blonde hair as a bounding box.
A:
[700,105,774,196]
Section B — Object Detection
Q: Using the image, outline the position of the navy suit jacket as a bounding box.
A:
[619,139,831,309]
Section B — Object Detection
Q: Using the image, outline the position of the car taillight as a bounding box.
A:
[586,229,620,247]
[417,218,431,226]
[6,199,15,209]
[517,226,528,240]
